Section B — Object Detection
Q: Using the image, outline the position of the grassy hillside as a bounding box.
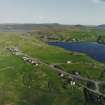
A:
[0,32,104,105]
[30,25,105,42]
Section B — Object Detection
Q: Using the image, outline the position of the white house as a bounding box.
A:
[70,81,76,86]
[67,61,72,64]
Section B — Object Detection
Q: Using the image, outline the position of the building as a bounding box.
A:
[67,61,72,64]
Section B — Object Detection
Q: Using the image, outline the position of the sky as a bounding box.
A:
[0,0,105,25]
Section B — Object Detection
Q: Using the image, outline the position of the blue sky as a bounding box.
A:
[0,0,105,25]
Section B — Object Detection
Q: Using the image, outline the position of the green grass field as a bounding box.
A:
[0,32,104,105]
[31,26,105,43]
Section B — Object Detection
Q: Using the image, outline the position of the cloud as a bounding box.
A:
[39,16,63,19]
[101,0,105,1]
[34,16,64,20]
[92,0,105,3]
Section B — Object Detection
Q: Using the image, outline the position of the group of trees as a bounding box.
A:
[97,36,105,44]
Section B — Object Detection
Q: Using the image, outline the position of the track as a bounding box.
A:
[49,64,105,97]
[7,47,105,97]
[0,66,14,72]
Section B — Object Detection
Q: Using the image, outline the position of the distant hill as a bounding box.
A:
[0,32,103,105]
[0,23,63,32]
[0,24,38,32]
[97,24,105,28]
[0,23,96,32]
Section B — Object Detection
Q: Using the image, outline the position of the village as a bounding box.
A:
[7,47,40,67]
[6,46,105,105]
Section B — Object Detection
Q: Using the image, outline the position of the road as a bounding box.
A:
[7,47,105,97]
[49,64,105,97]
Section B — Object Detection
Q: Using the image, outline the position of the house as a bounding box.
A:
[72,71,80,76]
[30,59,39,66]
[58,73,64,78]
[12,52,15,55]
[75,71,80,76]
[28,59,32,63]
[22,56,40,66]
[22,57,29,61]
[72,38,76,42]
[70,81,76,86]
[35,63,39,66]
[67,61,72,64]
[13,47,19,52]
[15,52,21,55]
[60,73,64,78]
[32,61,39,66]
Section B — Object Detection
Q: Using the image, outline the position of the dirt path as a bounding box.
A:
[0,66,14,72]
[7,47,105,97]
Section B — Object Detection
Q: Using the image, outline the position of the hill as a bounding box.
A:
[1,24,105,43]
[0,32,104,105]
[29,24,105,42]
[97,24,105,29]
[0,23,68,32]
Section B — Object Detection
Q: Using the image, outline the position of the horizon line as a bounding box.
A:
[0,22,102,26]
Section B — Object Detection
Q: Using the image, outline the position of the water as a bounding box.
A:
[48,42,105,62]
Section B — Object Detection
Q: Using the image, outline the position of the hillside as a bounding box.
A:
[0,23,69,32]
[1,24,105,43]
[0,32,104,105]
[29,24,105,43]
